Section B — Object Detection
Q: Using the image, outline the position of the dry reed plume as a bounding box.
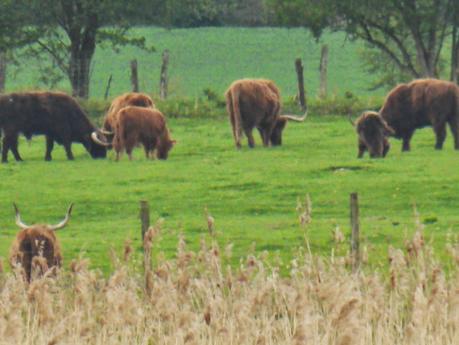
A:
[0,215,459,345]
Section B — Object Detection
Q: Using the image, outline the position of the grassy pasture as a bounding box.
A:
[0,115,458,273]
[8,27,378,99]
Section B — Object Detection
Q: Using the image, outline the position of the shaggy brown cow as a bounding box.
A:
[112,106,176,160]
[9,203,73,281]
[355,79,459,156]
[352,111,394,158]
[102,92,155,133]
[0,92,108,162]
[225,79,307,148]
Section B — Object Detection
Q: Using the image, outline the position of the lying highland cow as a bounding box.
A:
[225,79,307,148]
[0,92,108,162]
[102,92,155,134]
[112,106,176,160]
[353,79,459,157]
[352,111,394,158]
[9,203,73,281]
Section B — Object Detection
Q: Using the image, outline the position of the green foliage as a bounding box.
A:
[0,116,458,272]
[5,27,379,99]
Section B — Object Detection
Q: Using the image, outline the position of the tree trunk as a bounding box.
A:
[160,50,170,100]
[67,21,97,99]
[0,52,6,93]
[69,49,94,99]
[452,24,459,83]
[319,45,328,98]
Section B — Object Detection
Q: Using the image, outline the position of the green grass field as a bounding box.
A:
[8,27,378,99]
[1,115,459,272]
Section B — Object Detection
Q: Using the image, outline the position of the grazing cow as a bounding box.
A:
[102,92,155,133]
[112,106,176,160]
[0,92,108,162]
[225,79,307,148]
[352,111,394,158]
[353,79,459,157]
[9,203,73,281]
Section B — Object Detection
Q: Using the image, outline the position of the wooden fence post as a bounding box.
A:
[319,45,328,98]
[160,50,170,100]
[350,192,360,272]
[104,74,113,100]
[131,59,139,92]
[140,200,150,241]
[295,58,306,112]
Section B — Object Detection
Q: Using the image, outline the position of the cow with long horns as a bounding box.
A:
[225,79,307,148]
[0,92,108,162]
[9,204,73,281]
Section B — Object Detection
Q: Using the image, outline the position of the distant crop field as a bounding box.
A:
[7,27,378,99]
[1,115,458,272]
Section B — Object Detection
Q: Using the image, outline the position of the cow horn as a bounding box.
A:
[348,113,356,127]
[91,131,111,147]
[280,108,308,122]
[49,203,73,231]
[13,203,30,230]
[99,129,113,135]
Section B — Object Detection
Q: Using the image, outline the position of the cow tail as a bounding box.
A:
[227,87,242,148]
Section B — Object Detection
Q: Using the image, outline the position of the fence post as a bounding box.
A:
[350,193,360,272]
[319,45,328,98]
[294,58,306,112]
[160,50,170,100]
[140,200,150,241]
[131,59,139,92]
[104,74,113,100]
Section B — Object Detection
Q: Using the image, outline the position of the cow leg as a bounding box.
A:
[261,126,274,147]
[401,131,414,152]
[63,141,74,160]
[447,117,459,150]
[358,141,366,158]
[244,128,255,148]
[7,133,23,162]
[433,123,447,150]
[1,135,9,163]
[45,136,54,161]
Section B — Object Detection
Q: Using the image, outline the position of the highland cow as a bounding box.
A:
[355,79,459,156]
[352,111,394,158]
[9,203,73,281]
[112,106,176,160]
[0,92,108,162]
[225,79,307,148]
[102,92,155,134]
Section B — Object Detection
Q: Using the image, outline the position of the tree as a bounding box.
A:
[26,0,152,99]
[269,0,457,85]
[0,1,38,91]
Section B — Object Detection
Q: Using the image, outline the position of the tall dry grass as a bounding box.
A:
[1,217,459,345]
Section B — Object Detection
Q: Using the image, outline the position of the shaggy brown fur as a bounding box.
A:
[113,106,175,160]
[10,227,62,281]
[103,92,155,133]
[379,78,459,151]
[355,111,394,158]
[0,92,107,162]
[9,204,72,281]
[225,79,306,148]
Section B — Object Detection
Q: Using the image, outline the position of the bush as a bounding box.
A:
[80,89,385,122]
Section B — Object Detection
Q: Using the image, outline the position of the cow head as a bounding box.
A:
[271,113,308,146]
[10,203,73,281]
[157,138,177,160]
[353,111,394,158]
[89,131,110,158]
